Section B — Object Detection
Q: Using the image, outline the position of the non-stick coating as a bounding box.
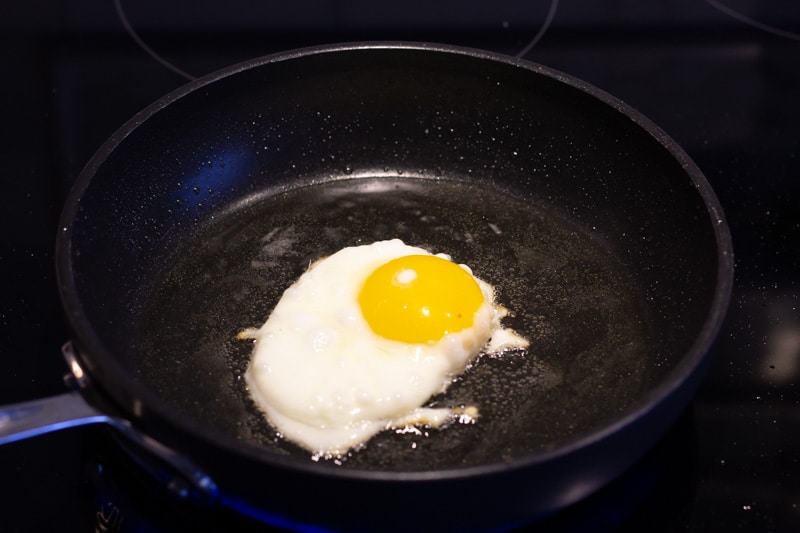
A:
[58,43,732,531]
[134,176,651,470]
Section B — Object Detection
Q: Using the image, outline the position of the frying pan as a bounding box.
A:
[0,43,732,532]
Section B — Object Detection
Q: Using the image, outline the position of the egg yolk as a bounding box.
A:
[358,255,486,343]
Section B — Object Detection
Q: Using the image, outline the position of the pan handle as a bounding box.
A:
[0,345,219,505]
[0,390,111,444]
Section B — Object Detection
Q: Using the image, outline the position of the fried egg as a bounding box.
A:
[242,239,528,456]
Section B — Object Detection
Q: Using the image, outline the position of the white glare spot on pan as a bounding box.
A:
[761,299,800,385]
[250,227,305,272]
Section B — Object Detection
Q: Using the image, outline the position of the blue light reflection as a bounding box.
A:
[218,494,337,533]
[173,142,256,211]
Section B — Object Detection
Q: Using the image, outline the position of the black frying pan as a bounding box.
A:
[6,43,732,532]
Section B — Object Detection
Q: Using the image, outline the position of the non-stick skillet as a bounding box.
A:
[0,43,732,532]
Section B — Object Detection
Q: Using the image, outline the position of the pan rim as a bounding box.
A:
[55,40,734,484]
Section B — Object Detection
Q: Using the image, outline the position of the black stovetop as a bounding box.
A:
[1,2,798,531]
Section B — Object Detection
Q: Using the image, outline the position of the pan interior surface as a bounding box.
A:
[134,175,652,471]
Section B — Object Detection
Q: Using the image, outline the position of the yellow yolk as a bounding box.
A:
[358,255,486,343]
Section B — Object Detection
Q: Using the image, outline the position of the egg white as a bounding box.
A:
[243,239,527,456]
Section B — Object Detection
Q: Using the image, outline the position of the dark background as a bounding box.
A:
[1,1,798,531]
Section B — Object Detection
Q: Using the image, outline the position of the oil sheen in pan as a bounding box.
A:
[134,176,652,471]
